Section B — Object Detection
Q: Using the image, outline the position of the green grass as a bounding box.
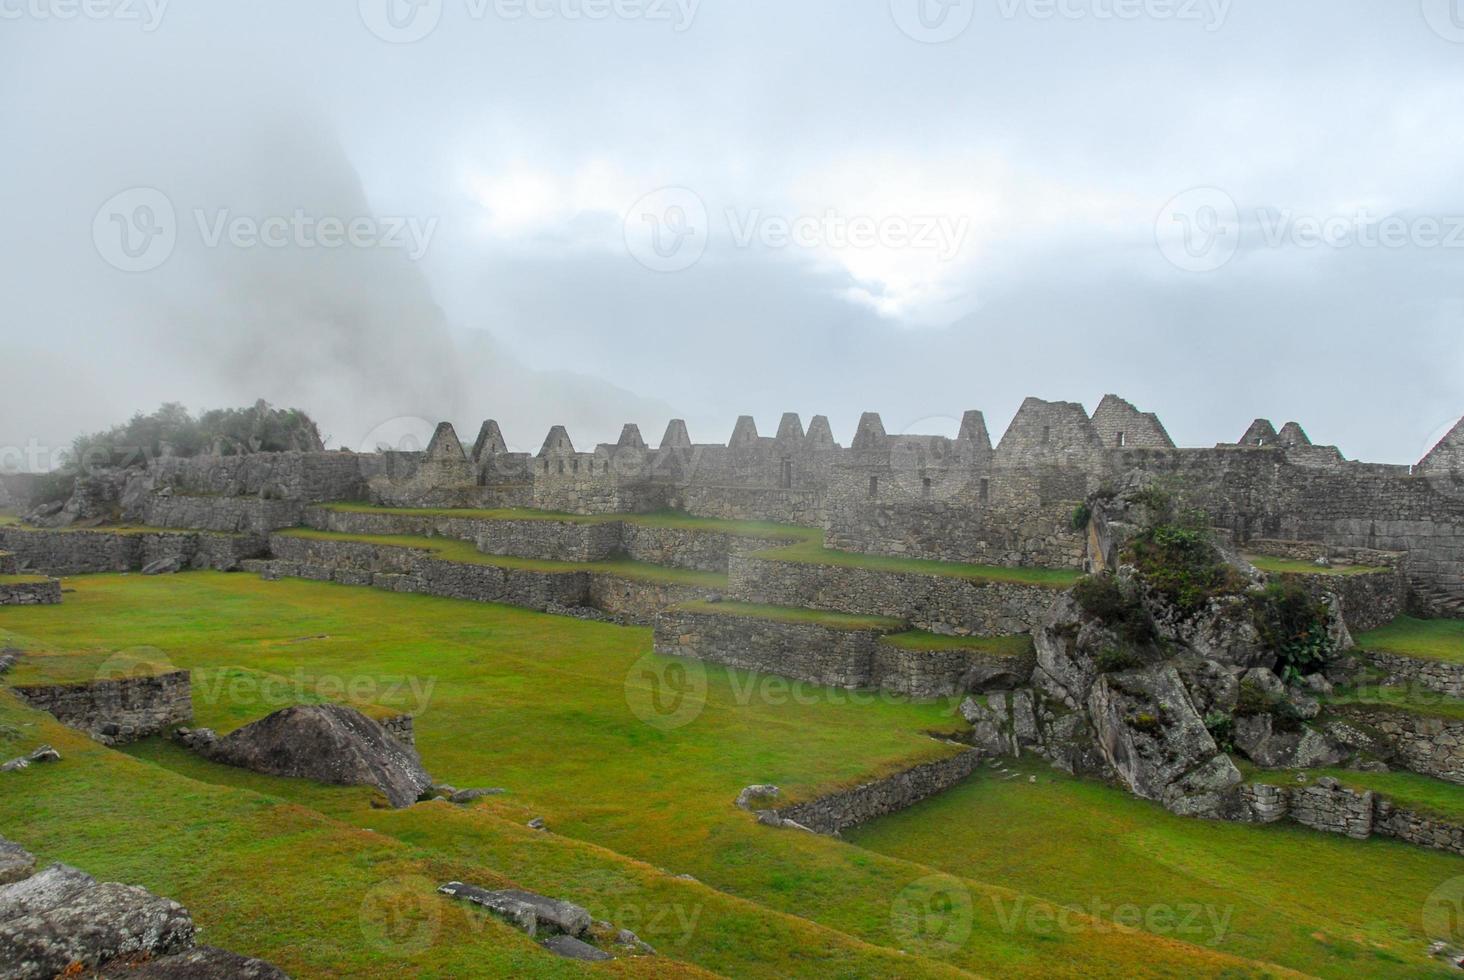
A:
[674,600,905,631]
[0,572,1319,978]
[1244,555,1391,576]
[881,631,1036,657]
[1325,683,1464,722]
[277,528,726,589]
[1244,763,1464,826]
[0,573,51,585]
[849,755,1464,978]
[1356,616,1464,665]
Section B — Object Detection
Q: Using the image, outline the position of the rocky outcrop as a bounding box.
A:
[185,704,432,807]
[0,836,286,979]
[1087,665,1242,817]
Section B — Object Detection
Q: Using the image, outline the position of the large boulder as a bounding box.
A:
[1087,664,1241,817]
[0,881,195,979]
[197,704,432,808]
[1233,714,1348,769]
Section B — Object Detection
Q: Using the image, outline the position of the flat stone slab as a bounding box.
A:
[0,881,194,979]
[437,882,590,938]
[540,933,613,961]
[0,863,97,922]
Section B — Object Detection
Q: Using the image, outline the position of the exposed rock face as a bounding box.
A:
[1087,665,1241,816]
[1232,714,1348,769]
[193,704,432,807]
[0,881,195,979]
[437,883,591,938]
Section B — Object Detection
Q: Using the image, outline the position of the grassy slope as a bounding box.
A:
[1324,684,1464,723]
[1356,617,1464,665]
[1243,555,1390,576]
[0,573,1287,978]
[848,756,1464,978]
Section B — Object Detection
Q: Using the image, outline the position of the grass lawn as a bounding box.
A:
[848,755,1464,978]
[0,573,52,585]
[1356,617,1464,665]
[1244,555,1391,576]
[881,632,1035,657]
[276,528,726,589]
[0,572,1319,978]
[674,600,905,631]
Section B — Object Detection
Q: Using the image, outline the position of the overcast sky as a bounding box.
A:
[2,0,1462,466]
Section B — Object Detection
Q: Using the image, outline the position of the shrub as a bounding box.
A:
[1250,581,1332,683]
[1124,522,1246,616]
[1096,646,1142,673]
[1073,575,1156,645]
[1235,679,1274,717]
[1204,712,1234,752]
[1128,711,1162,734]
[1071,503,1092,532]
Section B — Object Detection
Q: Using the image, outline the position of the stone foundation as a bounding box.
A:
[653,607,903,690]
[0,578,61,605]
[727,554,1061,636]
[1332,704,1464,785]
[1362,650,1464,698]
[771,748,982,834]
[12,671,192,745]
[1231,777,1464,856]
[0,526,264,576]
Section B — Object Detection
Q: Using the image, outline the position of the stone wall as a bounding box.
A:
[653,607,899,690]
[771,748,982,834]
[0,551,17,574]
[727,554,1061,636]
[0,578,61,605]
[871,638,1035,699]
[1279,568,1405,634]
[143,494,304,535]
[1232,777,1464,857]
[263,535,702,624]
[12,670,192,745]
[1362,650,1464,698]
[477,519,623,563]
[1246,539,1403,567]
[148,451,366,503]
[0,527,264,576]
[1333,704,1464,784]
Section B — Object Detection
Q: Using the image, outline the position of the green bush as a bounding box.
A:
[1073,575,1156,645]
[1071,503,1092,532]
[1124,522,1246,616]
[1128,711,1163,734]
[68,401,322,474]
[1204,712,1234,752]
[1235,679,1273,717]
[1250,581,1332,683]
[1096,646,1143,673]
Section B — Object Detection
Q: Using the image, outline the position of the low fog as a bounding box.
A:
[2,1,1461,466]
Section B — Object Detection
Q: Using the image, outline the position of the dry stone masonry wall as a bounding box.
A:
[13,671,192,745]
